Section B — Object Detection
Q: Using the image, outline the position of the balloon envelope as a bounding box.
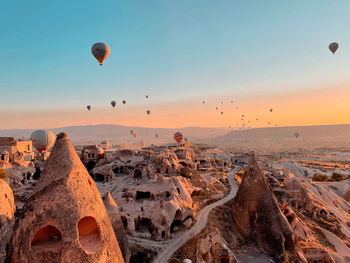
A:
[111,101,116,108]
[87,105,91,110]
[329,42,339,54]
[91,43,110,65]
[174,132,184,144]
[122,100,126,105]
[30,130,56,153]
[146,110,151,115]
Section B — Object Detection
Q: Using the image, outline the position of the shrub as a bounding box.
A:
[312,173,328,182]
[0,168,8,180]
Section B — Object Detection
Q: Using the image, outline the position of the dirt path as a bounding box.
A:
[153,166,241,263]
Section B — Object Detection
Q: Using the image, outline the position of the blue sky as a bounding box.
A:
[0,1,350,128]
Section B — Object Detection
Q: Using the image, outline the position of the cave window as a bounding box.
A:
[136,191,151,201]
[1,154,4,161]
[78,216,101,253]
[161,231,165,238]
[31,225,62,249]
[165,168,169,174]
[94,174,105,182]
[166,191,170,198]
[85,161,96,172]
[134,169,142,179]
[121,217,128,228]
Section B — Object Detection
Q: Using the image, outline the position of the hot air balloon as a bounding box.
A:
[174,132,184,144]
[87,105,91,111]
[202,101,205,104]
[91,43,110,65]
[329,42,339,54]
[236,107,238,110]
[294,132,300,138]
[256,118,259,121]
[220,112,223,115]
[231,100,233,103]
[269,108,273,112]
[133,133,137,138]
[215,107,218,110]
[268,122,271,125]
[130,130,134,135]
[30,130,56,153]
[241,114,245,118]
[122,100,126,105]
[111,101,116,108]
[146,110,151,115]
[155,133,159,138]
[221,101,223,104]
[146,95,149,99]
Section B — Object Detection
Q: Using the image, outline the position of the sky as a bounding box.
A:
[0,0,350,129]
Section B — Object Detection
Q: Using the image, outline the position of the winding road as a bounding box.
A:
[153,166,241,263]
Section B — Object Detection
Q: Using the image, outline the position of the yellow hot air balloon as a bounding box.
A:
[91,43,110,65]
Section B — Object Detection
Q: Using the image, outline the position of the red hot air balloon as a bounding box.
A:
[174,132,184,144]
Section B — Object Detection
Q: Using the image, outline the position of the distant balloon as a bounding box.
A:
[215,107,218,110]
[174,132,184,144]
[155,133,159,138]
[242,114,245,118]
[269,108,273,112]
[202,101,205,104]
[30,130,56,153]
[231,100,233,103]
[221,101,223,104]
[268,122,271,125]
[236,107,238,110]
[329,42,339,54]
[146,110,151,115]
[130,130,134,135]
[294,132,300,138]
[111,101,116,108]
[87,105,91,111]
[122,100,126,105]
[146,95,149,99]
[256,118,259,121]
[91,43,110,65]
[133,133,137,138]
[220,111,223,115]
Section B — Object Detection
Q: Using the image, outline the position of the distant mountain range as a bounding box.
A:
[205,124,350,153]
[0,124,229,145]
[1,124,350,152]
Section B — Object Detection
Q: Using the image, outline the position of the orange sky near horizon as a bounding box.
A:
[1,85,350,130]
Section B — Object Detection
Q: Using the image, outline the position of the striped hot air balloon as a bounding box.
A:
[173,132,184,144]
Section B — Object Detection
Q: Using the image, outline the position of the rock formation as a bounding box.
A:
[104,192,131,263]
[9,133,124,263]
[232,154,298,259]
[0,180,16,263]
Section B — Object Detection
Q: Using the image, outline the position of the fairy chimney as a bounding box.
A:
[9,133,124,263]
[0,180,16,263]
[232,154,296,257]
[104,192,131,263]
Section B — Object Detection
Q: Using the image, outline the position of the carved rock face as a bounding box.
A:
[10,133,124,263]
[232,155,296,257]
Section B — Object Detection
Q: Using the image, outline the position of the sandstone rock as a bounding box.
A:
[0,180,16,263]
[104,192,131,263]
[232,154,297,258]
[9,133,124,263]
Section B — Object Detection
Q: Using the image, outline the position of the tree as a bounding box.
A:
[0,168,8,180]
